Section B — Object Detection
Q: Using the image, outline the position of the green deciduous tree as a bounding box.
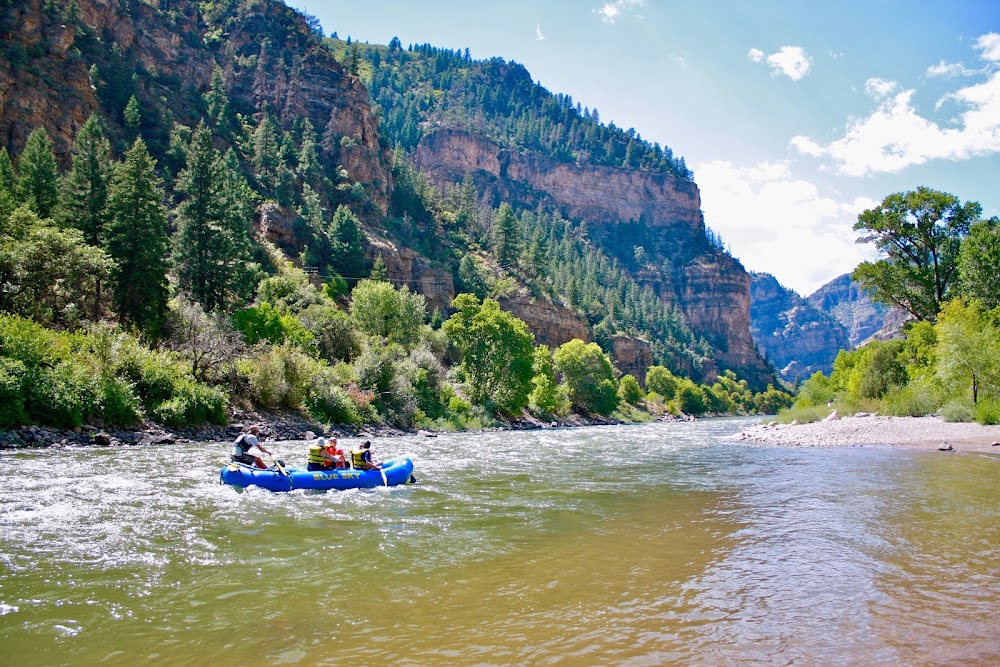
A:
[0,206,113,327]
[349,278,426,348]
[553,338,619,415]
[852,187,981,321]
[105,139,170,338]
[528,344,564,415]
[645,365,678,398]
[15,127,60,220]
[618,374,643,405]
[935,298,1000,405]
[957,217,1000,309]
[443,293,535,415]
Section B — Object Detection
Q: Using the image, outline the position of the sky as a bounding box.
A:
[289,0,1000,296]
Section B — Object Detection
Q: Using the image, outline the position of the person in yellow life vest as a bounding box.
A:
[307,435,347,471]
[350,440,381,470]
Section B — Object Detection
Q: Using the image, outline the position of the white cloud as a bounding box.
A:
[595,0,644,24]
[864,77,898,98]
[695,159,876,295]
[926,60,980,78]
[767,46,812,81]
[748,46,812,81]
[976,32,1000,61]
[792,70,1000,175]
[536,24,544,41]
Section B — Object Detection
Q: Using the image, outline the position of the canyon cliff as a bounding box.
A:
[414,129,773,388]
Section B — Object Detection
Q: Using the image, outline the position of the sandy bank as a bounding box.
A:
[733,414,1000,454]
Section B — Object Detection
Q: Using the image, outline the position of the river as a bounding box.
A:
[1,417,998,666]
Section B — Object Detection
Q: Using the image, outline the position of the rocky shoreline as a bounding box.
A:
[734,413,1000,453]
[0,408,647,450]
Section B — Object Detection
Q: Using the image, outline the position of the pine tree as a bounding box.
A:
[174,123,226,310]
[296,118,324,191]
[492,202,520,266]
[59,115,112,245]
[329,205,367,281]
[217,148,258,308]
[0,147,15,221]
[15,128,60,219]
[106,138,169,337]
[203,65,231,131]
[252,113,280,195]
[124,94,142,137]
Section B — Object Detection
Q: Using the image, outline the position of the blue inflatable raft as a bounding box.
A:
[220,457,415,492]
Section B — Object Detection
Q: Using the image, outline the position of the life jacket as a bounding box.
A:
[232,433,256,462]
[308,444,333,468]
[351,447,370,470]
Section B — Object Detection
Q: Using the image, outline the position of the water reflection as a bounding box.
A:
[1,419,998,665]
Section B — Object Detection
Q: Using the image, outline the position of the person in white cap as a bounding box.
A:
[231,426,272,469]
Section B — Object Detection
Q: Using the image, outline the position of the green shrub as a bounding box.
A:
[0,357,28,427]
[305,381,361,425]
[939,399,975,423]
[882,380,940,417]
[152,379,227,426]
[795,371,836,407]
[96,375,142,426]
[25,362,92,428]
[974,398,1000,425]
[774,404,833,424]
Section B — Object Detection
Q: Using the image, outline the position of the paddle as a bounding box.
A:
[261,455,289,476]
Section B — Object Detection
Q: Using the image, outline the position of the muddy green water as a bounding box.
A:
[1,418,998,666]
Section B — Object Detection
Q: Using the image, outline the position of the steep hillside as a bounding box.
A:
[0,0,389,198]
[362,45,775,388]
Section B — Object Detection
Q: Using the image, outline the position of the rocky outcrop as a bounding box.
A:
[749,273,849,382]
[498,291,590,350]
[611,335,654,384]
[413,129,775,388]
[369,241,456,316]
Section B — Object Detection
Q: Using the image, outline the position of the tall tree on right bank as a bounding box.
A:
[852,187,981,322]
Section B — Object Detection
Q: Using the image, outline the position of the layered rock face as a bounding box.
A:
[749,273,849,382]
[0,0,390,205]
[414,129,775,388]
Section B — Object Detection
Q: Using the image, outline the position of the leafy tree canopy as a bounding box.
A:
[852,186,982,321]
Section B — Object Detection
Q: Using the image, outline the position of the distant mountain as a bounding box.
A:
[806,274,909,347]
[749,272,910,383]
[749,273,849,382]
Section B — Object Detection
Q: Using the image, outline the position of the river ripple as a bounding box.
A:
[1,417,997,666]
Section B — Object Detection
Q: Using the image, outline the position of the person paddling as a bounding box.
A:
[231,426,272,469]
